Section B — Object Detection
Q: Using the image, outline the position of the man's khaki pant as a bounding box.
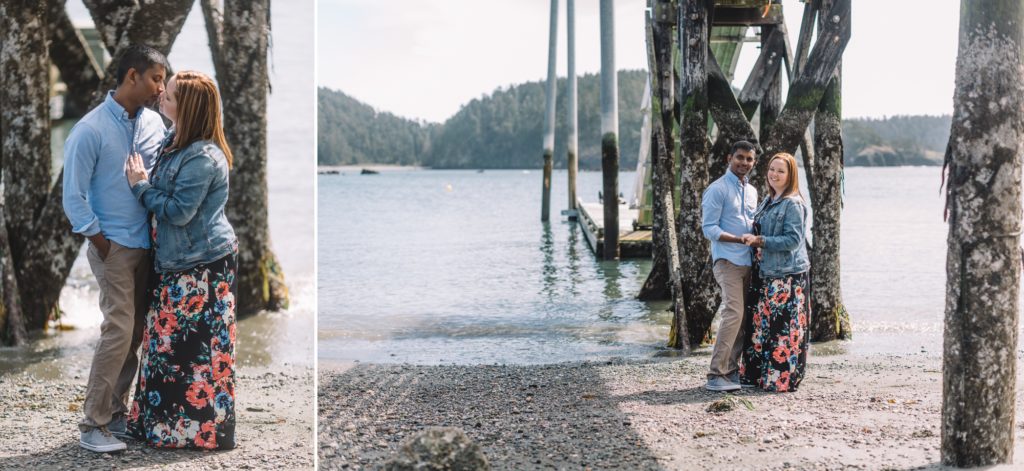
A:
[79,241,151,431]
[708,259,751,379]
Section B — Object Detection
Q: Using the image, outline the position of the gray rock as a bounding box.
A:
[383,427,489,471]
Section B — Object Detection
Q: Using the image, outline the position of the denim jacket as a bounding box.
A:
[130,136,236,273]
[754,195,810,278]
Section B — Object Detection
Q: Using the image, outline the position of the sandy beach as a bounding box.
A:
[318,348,1024,470]
[0,364,313,470]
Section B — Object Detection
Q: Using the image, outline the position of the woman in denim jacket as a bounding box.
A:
[125,71,238,449]
[738,152,810,392]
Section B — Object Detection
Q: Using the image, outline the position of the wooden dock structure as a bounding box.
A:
[576,200,651,258]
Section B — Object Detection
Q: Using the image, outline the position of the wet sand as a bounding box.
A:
[318,348,1024,470]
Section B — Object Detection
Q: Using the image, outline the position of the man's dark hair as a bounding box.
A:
[115,44,169,85]
[730,140,756,155]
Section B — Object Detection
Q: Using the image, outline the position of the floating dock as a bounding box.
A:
[575,200,652,259]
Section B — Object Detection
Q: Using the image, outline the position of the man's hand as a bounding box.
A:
[88,233,111,260]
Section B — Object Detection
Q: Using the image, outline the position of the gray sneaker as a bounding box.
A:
[107,414,128,439]
[80,426,127,453]
[705,376,741,392]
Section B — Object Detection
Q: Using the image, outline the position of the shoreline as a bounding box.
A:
[318,164,425,173]
[318,350,1024,470]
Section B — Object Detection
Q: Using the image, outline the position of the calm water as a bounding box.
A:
[319,166,972,365]
[1,2,314,377]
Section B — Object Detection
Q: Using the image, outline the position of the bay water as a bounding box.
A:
[319,166,967,365]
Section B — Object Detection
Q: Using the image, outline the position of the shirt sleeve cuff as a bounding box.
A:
[75,220,101,237]
[704,226,723,241]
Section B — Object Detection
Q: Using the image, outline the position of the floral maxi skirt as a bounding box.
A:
[739,271,810,392]
[128,252,237,449]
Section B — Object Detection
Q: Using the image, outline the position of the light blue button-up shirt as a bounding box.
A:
[62,91,166,249]
[701,168,758,267]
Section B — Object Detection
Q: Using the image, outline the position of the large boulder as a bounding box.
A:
[383,427,489,471]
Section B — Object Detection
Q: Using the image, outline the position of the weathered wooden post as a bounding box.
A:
[599,0,619,260]
[46,0,103,118]
[0,203,26,346]
[565,0,578,218]
[1,0,51,298]
[203,0,290,315]
[808,0,851,341]
[541,0,559,222]
[645,0,690,352]
[637,0,672,303]
[675,0,720,346]
[751,23,781,191]
[941,0,1023,465]
[0,0,47,344]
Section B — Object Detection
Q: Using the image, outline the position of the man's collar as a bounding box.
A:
[104,91,138,121]
[725,168,747,185]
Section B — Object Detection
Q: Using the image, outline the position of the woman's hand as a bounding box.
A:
[742,233,764,248]
[126,153,148,187]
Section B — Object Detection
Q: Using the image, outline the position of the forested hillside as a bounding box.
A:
[843,115,950,166]
[320,75,950,168]
[318,70,646,169]
[317,89,438,166]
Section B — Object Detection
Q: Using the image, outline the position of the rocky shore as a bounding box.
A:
[0,366,314,470]
[319,350,1024,470]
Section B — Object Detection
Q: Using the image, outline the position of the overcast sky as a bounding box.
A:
[319,0,959,123]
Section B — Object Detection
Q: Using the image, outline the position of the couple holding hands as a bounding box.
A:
[63,44,239,452]
[702,141,811,393]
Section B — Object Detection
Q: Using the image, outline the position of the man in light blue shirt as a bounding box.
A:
[62,44,168,453]
[701,140,758,392]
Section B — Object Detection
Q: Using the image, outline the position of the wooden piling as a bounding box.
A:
[941,0,1023,465]
[599,0,619,260]
[638,0,677,302]
[753,23,782,192]
[566,0,578,218]
[644,2,690,352]
[676,0,720,348]
[808,0,851,342]
[760,0,850,158]
[541,0,559,222]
